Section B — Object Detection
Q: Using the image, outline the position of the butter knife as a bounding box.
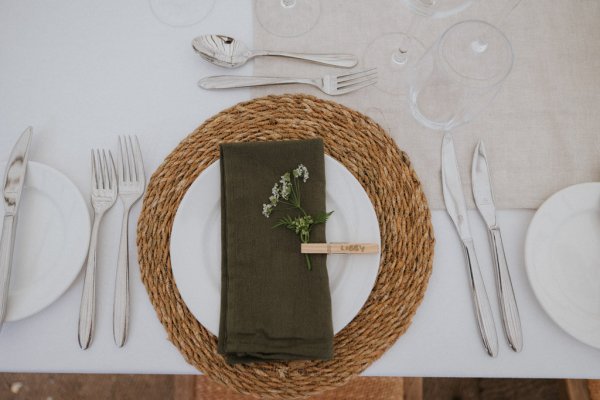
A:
[441,132,498,357]
[472,140,523,352]
[0,127,32,331]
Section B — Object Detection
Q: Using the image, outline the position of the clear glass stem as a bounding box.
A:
[392,13,421,66]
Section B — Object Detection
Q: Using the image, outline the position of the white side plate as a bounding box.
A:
[170,156,381,335]
[525,182,600,348]
[5,161,91,321]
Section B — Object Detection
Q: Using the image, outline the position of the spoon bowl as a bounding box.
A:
[192,35,251,68]
[192,34,358,69]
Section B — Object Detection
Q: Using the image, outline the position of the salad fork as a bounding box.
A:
[113,136,145,347]
[198,68,378,96]
[78,149,118,350]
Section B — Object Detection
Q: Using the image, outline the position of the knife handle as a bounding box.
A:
[462,239,499,357]
[489,227,523,352]
[78,213,102,350]
[0,214,17,330]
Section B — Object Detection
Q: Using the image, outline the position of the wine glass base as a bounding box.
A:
[408,89,453,131]
[255,0,321,38]
[150,0,216,27]
[363,33,426,96]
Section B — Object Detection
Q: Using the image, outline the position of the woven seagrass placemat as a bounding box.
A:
[136,94,435,399]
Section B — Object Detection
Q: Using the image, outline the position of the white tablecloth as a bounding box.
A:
[1,0,599,378]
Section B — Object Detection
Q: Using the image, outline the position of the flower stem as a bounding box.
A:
[305,254,312,271]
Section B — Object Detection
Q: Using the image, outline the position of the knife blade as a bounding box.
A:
[0,127,32,330]
[472,140,523,352]
[441,132,498,357]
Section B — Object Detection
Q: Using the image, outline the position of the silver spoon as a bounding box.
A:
[192,34,358,69]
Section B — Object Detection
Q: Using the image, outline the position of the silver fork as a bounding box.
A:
[197,68,378,96]
[78,150,118,350]
[113,136,145,347]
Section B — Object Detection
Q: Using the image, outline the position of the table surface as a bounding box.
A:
[1,0,599,378]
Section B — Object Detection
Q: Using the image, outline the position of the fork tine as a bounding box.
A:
[126,136,137,182]
[335,78,377,95]
[133,136,144,184]
[101,149,110,190]
[125,136,133,183]
[95,149,105,189]
[336,68,377,83]
[108,150,117,191]
[91,150,99,190]
[337,72,378,89]
[118,136,126,182]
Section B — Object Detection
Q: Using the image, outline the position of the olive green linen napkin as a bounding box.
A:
[218,139,333,364]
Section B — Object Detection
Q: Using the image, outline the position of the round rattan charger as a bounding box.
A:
[137,94,435,399]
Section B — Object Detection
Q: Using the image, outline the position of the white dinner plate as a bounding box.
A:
[525,182,600,348]
[4,161,91,321]
[170,156,381,335]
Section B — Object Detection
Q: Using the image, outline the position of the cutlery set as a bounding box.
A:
[77,136,146,350]
[77,136,145,350]
[442,133,522,357]
[193,34,376,95]
[0,130,145,347]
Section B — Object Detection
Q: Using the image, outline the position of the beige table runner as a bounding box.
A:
[252,0,600,209]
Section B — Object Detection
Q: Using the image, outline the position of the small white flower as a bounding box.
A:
[261,164,311,220]
[280,182,291,200]
[271,183,280,199]
[280,172,292,200]
[293,164,309,182]
[262,203,273,217]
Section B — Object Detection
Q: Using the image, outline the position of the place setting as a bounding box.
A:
[1,0,600,398]
[133,9,529,395]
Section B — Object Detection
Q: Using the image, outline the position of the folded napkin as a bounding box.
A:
[218,139,333,364]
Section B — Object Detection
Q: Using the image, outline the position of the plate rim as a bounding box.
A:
[170,155,381,336]
[6,161,91,321]
[525,181,600,348]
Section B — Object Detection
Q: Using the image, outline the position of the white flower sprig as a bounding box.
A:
[262,164,332,270]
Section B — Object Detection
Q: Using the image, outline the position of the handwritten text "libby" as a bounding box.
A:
[339,244,366,252]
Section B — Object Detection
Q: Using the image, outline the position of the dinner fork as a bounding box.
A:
[113,136,145,347]
[78,150,118,350]
[198,68,378,96]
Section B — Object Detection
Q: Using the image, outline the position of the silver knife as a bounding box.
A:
[472,140,523,352]
[441,132,498,357]
[0,127,33,330]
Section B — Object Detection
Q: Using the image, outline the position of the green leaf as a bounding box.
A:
[273,215,295,229]
[312,210,334,225]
